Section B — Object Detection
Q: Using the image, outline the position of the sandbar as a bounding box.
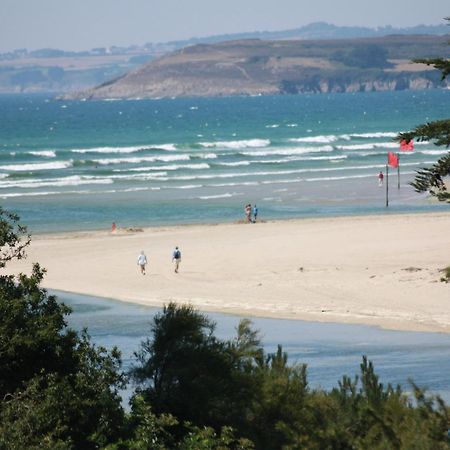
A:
[5,212,450,333]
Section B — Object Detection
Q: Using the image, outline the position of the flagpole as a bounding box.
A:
[386,162,389,207]
[397,153,400,190]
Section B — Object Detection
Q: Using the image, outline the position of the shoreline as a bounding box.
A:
[22,199,449,237]
[6,212,450,334]
[51,287,450,335]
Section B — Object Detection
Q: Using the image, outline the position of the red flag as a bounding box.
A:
[400,139,414,151]
[388,152,399,168]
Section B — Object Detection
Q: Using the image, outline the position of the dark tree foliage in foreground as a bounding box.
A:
[132,302,450,450]
[0,210,125,449]
[397,18,450,201]
[0,206,30,268]
[131,304,260,435]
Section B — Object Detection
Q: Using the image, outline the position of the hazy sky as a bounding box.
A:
[1,0,448,52]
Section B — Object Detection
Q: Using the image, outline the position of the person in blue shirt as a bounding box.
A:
[172,246,181,273]
[253,205,258,223]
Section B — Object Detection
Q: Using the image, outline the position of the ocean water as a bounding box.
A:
[0,90,449,233]
[58,291,450,403]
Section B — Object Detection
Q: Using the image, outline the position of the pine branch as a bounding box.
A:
[396,120,450,148]
[413,58,450,80]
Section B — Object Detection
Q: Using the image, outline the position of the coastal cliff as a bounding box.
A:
[65,35,450,99]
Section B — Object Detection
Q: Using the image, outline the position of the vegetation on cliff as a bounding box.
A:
[66,34,450,100]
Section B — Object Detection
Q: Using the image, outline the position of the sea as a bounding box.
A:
[0,89,449,233]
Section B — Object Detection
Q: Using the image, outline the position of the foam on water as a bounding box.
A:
[216,161,251,167]
[197,192,243,200]
[0,175,114,189]
[242,145,334,156]
[93,154,190,165]
[210,181,260,187]
[336,142,399,150]
[71,143,177,154]
[420,150,449,155]
[113,173,169,181]
[114,163,210,172]
[200,139,271,149]
[170,184,203,189]
[28,150,56,157]
[289,135,338,143]
[1,191,65,198]
[0,161,73,171]
[72,146,146,154]
[156,144,177,151]
[349,132,398,138]
[258,155,347,163]
[194,153,218,159]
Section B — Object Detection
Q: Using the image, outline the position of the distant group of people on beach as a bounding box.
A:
[244,203,258,223]
[137,246,181,276]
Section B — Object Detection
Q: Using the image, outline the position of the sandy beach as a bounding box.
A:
[5,212,450,333]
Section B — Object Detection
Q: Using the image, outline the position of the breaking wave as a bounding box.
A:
[28,150,56,157]
[0,161,73,172]
[200,139,271,149]
[289,135,338,144]
[197,192,243,200]
[241,145,334,156]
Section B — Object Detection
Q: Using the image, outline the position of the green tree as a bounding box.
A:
[0,209,126,449]
[315,356,450,449]
[0,264,79,397]
[109,395,254,450]
[131,304,258,434]
[128,301,450,449]
[246,346,315,449]
[0,206,30,268]
[397,18,450,201]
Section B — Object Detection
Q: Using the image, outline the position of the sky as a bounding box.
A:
[0,0,448,52]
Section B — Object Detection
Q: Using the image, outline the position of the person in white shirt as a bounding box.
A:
[137,251,147,275]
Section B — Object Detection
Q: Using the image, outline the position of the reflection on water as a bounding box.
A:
[55,290,450,403]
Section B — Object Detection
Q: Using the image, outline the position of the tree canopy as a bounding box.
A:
[131,302,450,450]
[397,17,450,201]
[0,210,126,449]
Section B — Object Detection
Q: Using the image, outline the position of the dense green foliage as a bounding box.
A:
[1,209,449,449]
[130,305,450,450]
[0,206,30,269]
[397,18,450,202]
[0,210,125,449]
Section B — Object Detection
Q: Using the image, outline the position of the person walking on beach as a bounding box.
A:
[378,171,384,187]
[172,246,181,273]
[137,250,147,275]
[253,204,258,223]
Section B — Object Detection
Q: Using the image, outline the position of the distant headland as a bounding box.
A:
[1,22,449,96]
[64,35,450,100]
